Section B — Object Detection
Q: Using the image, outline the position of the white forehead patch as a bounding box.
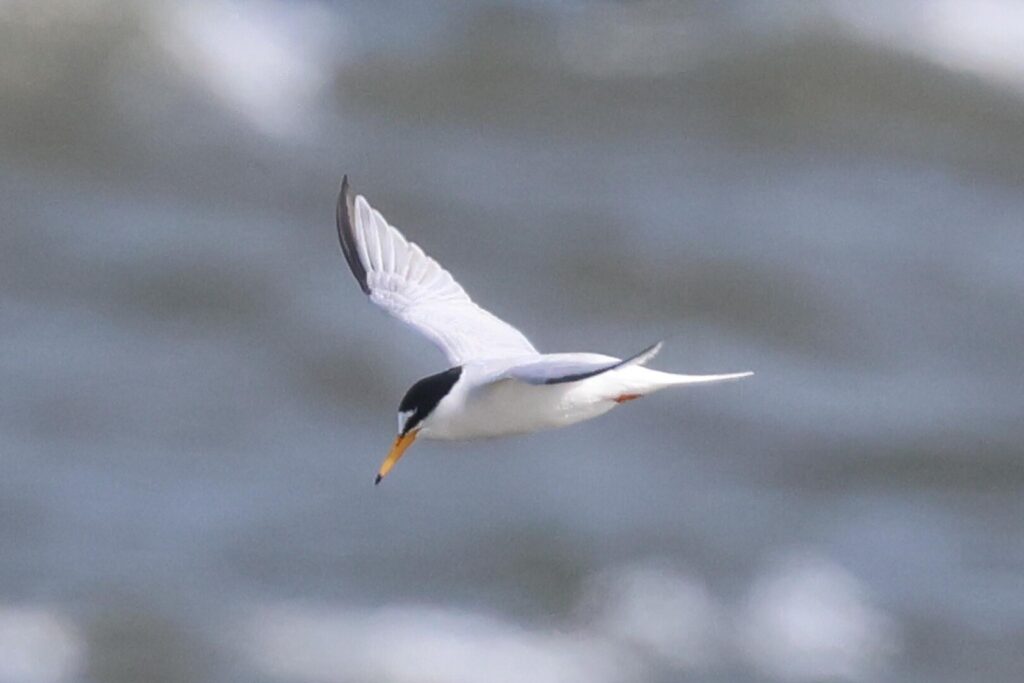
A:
[397,409,415,434]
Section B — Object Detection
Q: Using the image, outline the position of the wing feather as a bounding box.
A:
[336,177,539,365]
[508,342,663,385]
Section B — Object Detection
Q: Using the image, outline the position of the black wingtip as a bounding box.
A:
[541,341,666,385]
[336,175,371,295]
[374,473,382,486]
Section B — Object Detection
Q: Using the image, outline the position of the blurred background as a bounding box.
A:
[2,1,1023,681]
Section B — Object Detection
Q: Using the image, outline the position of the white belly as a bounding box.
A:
[423,374,616,440]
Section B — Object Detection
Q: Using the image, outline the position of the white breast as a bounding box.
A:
[420,359,620,440]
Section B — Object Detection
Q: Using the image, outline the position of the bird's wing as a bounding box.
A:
[336,177,539,365]
[506,342,663,385]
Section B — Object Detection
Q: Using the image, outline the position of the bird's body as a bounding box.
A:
[421,354,626,440]
[334,176,752,483]
[420,354,740,440]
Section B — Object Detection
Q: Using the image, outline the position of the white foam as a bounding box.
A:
[0,606,82,683]
[832,0,1024,92]
[241,604,637,683]
[738,552,899,682]
[580,562,724,671]
[238,553,898,681]
[150,0,347,139]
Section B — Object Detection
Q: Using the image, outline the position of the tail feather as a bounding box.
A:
[626,342,752,387]
[605,350,752,403]
[664,370,753,386]
[628,367,753,391]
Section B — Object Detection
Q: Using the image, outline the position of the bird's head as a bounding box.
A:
[375,366,462,485]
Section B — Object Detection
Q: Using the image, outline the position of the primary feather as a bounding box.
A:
[336,177,538,365]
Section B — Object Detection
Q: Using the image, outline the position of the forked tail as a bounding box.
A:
[663,369,754,386]
[507,341,752,389]
[625,341,753,389]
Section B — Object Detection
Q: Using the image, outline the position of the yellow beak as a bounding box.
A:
[375,430,418,485]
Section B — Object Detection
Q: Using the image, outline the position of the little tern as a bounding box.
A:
[335,177,752,484]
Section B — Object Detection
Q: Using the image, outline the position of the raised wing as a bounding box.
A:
[336,177,539,365]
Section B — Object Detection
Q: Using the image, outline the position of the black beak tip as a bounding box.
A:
[374,473,383,486]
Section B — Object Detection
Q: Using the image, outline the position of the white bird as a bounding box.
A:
[336,177,752,484]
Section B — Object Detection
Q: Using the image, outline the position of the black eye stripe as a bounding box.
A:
[398,366,462,434]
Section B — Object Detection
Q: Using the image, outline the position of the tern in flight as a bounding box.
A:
[335,177,752,484]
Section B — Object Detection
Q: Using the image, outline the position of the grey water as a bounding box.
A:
[1,1,1023,681]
